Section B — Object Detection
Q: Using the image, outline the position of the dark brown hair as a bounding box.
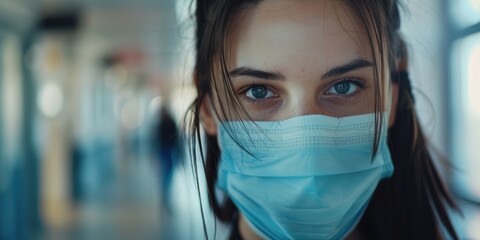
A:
[185,0,460,239]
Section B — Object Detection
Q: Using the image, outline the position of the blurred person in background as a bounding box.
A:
[186,0,461,239]
[153,105,184,214]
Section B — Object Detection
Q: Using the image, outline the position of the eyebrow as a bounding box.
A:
[229,67,286,81]
[321,58,373,79]
[229,58,373,81]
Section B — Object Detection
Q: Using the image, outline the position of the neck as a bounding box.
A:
[239,214,263,240]
[237,214,364,240]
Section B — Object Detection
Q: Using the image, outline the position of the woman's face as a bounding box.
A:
[207,0,388,124]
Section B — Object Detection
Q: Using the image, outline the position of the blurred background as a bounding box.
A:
[0,0,478,239]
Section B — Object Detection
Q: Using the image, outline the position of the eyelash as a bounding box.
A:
[238,85,277,103]
[325,78,366,99]
[237,78,366,103]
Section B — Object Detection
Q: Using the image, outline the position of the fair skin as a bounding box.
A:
[201,0,399,239]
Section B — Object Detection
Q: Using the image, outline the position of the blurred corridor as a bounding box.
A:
[0,0,479,239]
[0,0,211,239]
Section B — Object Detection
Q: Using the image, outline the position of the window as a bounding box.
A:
[450,2,480,203]
[448,0,480,237]
[450,0,480,28]
[452,32,480,201]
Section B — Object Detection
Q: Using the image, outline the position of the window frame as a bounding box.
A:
[445,0,480,204]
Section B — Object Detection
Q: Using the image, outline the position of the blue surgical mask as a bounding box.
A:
[217,113,394,239]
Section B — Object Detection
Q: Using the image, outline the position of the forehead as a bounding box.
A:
[229,0,372,72]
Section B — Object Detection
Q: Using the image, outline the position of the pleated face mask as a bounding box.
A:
[217,113,394,240]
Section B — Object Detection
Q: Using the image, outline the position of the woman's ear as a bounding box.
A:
[200,99,218,135]
[389,82,399,127]
[194,69,218,135]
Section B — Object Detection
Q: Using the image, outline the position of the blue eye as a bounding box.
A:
[326,79,364,96]
[245,85,275,100]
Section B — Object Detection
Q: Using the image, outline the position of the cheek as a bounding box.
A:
[210,85,251,121]
[246,101,285,120]
[321,90,376,117]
